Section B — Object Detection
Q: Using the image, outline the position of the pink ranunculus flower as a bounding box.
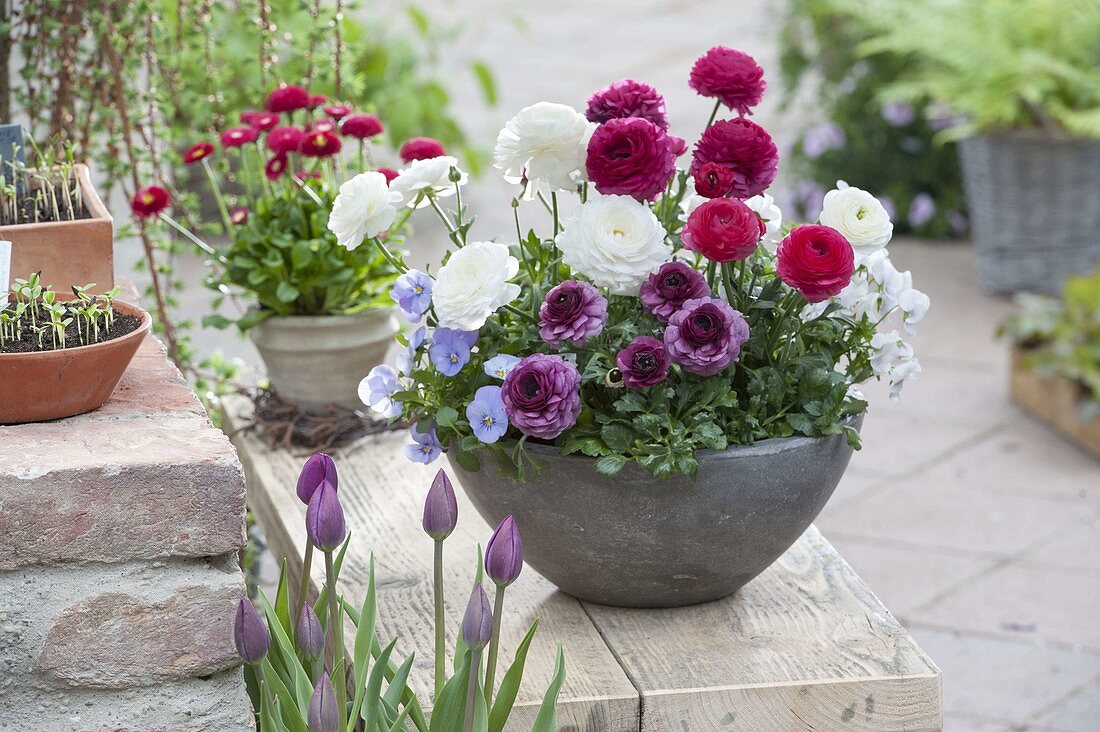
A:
[681,197,765,263]
[690,117,778,199]
[265,84,311,113]
[399,137,447,163]
[584,79,669,130]
[776,225,856,303]
[689,47,766,116]
[586,117,678,202]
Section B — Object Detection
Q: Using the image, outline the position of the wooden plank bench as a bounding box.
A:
[224,396,942,731]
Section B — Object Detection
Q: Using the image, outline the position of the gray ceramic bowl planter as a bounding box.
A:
[448,415,862,608]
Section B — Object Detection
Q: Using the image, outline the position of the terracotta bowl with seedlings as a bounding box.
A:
[0,299,150,424]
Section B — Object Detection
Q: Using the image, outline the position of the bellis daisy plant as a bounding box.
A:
[137,81,454,331]
[353,47,930,479]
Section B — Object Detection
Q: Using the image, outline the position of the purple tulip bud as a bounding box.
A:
[305,479,346,551]
[485,515,524,587]
[308,672,340,732]
[461,583,494,651]
[296,453,338,504]
[422,468,459,541]
[233,598,269,663]
[296,603,324,660]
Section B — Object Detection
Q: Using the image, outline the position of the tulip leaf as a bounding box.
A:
[261,657,308,732]
[453,545,485,674]
[348,554,379,726]
[386,704,412,732]
[257,589,313,712]
[429,649,487,732]
[315,535,352,628]
[275,558,292,640]
[529,647,566,732]
[487,619,539,732]
[360,637,397,732]
[259,679,284,732]
[382,653,416,711]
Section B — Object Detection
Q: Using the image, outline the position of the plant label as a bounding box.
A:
[0,240,9,307]
[0,124,25,186]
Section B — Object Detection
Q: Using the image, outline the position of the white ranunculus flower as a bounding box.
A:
[390,156,467,208]
[327,171,401,250]
[819,181,894,257]
[744,192,784,254]
[432,241,521,331]
[493,102,595,192]
[555,195,671,295]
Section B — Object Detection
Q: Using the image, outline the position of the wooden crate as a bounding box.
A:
[1010,346,1100,458]
[224,397,943,731]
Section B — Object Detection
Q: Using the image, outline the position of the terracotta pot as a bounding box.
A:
[0,299,150,424]
[0,163,114,294]
[248,308,399,411]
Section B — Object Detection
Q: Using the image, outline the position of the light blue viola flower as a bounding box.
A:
[358,365,402,418]
[396,326,427,377]
[429,328,477,377]
[483,354,521,380]
[391,270,435,323]
[406,424,443,464]
[465,386,508,444]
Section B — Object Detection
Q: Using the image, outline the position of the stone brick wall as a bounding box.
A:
[0,303,253,731]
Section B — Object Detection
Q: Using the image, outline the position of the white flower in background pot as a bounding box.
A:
[493,102,595,192]
[819,181,894,257]
[327,171,401,250]
[390,156,467,208]
[432,241,521,331]
[745,192,784,254]
[555,194,671,295]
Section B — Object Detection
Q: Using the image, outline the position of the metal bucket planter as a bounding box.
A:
[249,308,398,411]
[448,416,862,608]
[958,133,1100,294]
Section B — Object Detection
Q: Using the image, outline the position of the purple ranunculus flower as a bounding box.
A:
[501,354,582,440]
[586,117,679,202]
[801,122,845,160]
[639,262,710,322]
[429,328,477,377]
[406,424,443,464]
[539,280,608,348]
[585,78,669,129]
[907,193,936,228]
[484,354,521,380]
[359,364,402,418]
[616,336,672,388]
[663,297,749,376]
[880,101,916,127]
[391,270,434,323]
[465,385,509,444]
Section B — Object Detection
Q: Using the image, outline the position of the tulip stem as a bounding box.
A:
[463,648,483,732]
[294,542,314,645]
[484,586,506,706]
[324,550,347,731]
[433,539,446,700]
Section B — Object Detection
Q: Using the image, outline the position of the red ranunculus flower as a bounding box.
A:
[266,126,305,155]
[689,47,766,116]
[230,208,249,225]
[776,224,855,303]
[399,137,446,163]
[265,153,289,181]
[340,114,384,139]
[249,112,280,131]
[182,142,214,165]
[690,117,778,199]
[681,198,765,263]
[131,185,170,218]
[298,130,341,157]
[323,104,351,120]
[693,161,734,198]
[309,94,328,109]
[376,167,399,185]
[220,127,259,148]
[265,84,311,113]
[586,117,678,201]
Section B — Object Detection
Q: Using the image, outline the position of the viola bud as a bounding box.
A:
[233,598,269,663]
[422,468,458,541]
[305,480,346,551]
[485,515,524,587]
[460,584,493,651]
[296,603,324,660]
[296,452,338,504]
[308,672,340,732]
